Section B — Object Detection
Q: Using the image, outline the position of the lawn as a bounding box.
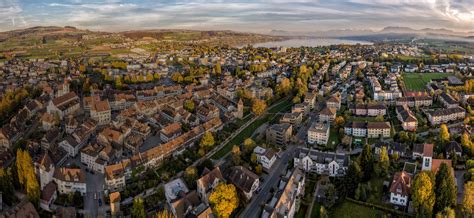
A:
[330,201,387,218]
[210,99,292,159]
[349,116,377,122]
[402,73,451,91]
[327,128,340,150]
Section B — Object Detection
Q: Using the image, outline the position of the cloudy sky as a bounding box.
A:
[0,0,473,32]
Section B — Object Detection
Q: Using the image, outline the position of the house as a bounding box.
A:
[262,168,305,218]
[80,144,108,173]
[412,144,434,171]
[53,168,87,196]
[165,178,209,217]
[105,162,126,192]
[445,141,462,158]
[292,103,310,116]
[40,182,57,212]
[326,95,341,110]
[225,166,260,200]
[110,192,121,216]
[90,100,111,125]
[304,92,317,109]
[266,123,292,146]
[41,113,56,131]
[253,146,277,170]
[160,122,183,143]
[307,122,330,145]
[367,122,391,138]
[197,103,220,122]
[396,105,418,131]
[59,136,81,157]
[389,171,411,207]
[395,96,432,108]
[319,107,336,123]
[46,92,80,119]
[83,95,101,111]
[373,142,407,158]
[280,112,303,126]
[424,107,465,126]
[344,121,367,137]
[196,167,224,204]
[35,152,55,190]
[0,124,21,148]
[41,128,61,150]
[439,93,459,108]
[294,147,349,177]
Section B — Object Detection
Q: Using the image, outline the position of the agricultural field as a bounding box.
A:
[402,73,451,91]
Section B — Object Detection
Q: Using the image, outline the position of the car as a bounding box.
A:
[94,193,97,200]
[98,199,102,207]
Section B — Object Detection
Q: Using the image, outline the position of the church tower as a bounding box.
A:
[236,98,244,119]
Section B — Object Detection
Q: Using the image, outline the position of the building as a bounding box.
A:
[262,168,305,218]
[35,152,55,190]
[253,146,277,170]
[294,147,349,177]
[352,103,387,116]
[266,123,292,146]
[109,192,121,216]
[40,182,57,212]
[104,162,127,192]
[344,121,367,137]
[90,100,111,125]
[395,96,432,108]
[224,166,260,200]
[326,95,341,110]
[396,105,418,131]
[160,122,183,143]
[367,122,391,138]
[196,167,224,205]
[307,122,330,145]
[424,107,465,126]
[280,112,303,126]
[53,168,87,196]
[445,141,462,158]
[413,144,434,171]
[319,107,336,123]
[80,144,108,173]
[46,92,80,119]
[235,98,244,119]
[389,171,411,207]
[59,136,81,157]
[439,93,459,108]
[304,92,317,109]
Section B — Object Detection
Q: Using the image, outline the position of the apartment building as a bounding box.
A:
[266,123,293,146]
[307,122,330,145]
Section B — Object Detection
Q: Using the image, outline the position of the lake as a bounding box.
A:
[252,38,373,48]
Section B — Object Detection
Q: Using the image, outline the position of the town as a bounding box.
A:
[0,27,473,218]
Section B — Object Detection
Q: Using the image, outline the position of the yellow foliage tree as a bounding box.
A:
[463,181,474,216]
[439,123,450,143]
[252,99,267,116]
[209,183,239,218]
[412,171,435,216]
[200,131,215,151]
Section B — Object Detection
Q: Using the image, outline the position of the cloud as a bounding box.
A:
[1,0,473,32]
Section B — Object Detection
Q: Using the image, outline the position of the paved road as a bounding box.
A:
[83,171,105,217]
[240,146,296,218]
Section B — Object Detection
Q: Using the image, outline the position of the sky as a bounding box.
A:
[0,0,473,33]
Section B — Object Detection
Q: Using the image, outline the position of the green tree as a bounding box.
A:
[359,144,373,181]
[324,183,336,209]
[435,207,455,218]
[209,183,239,218]
[412,171,436,216]
[184,166,198,186]
[344,161,362,197]
[435,163,457,213]
[131,197,146,218]
[183,100,195,112]
[375,115,384,122]
[243,138,257,152]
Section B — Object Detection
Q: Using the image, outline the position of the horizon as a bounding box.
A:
[1,0,473,33]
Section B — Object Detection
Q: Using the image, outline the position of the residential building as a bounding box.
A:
[389,171,411,207]
[326,95,341,110]
[253,146,277,170]
[319,107,336,123]
[105,162,126,192]
[225,166,260,200]
[46,92,80,119]
[53,168,87,196]
[439,93,459,108]
[294,147,349,177]
[367,122,391,138]
[307,122,330,145]
[196,167,224,205]
[423,107,465,126]
[266,123,292,146]
[90,100,111,125]
[160,122,183,143]
[396,105,418,131]
[280,112,303,126]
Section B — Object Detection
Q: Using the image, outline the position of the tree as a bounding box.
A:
[215,62,222,75]
[334,116,345,129]
[154,73,161,80]
[250,153,257,163]
[324,183,336,209]
[200,131,215,151]
[243,138,257,152]
[378,146,390,177]
[276,78,292,96]
[171,72,184,83]
[320,206,329,218]
[252,99,266,116]
[183,100,195,112]
[131,197,146,218]
[255,165,263,175]
[0,168,15,206]
[184,166,198,185]
[209,183,239,218]
[359,144,373,181]
[461,133,474,155]
[412,171,435,216]
[344,161,362,197]
[155,209,173,218]
[440,123,450,143]
[375,115,384,122]
[463,181,474,216]
[436,207,456,218]
[435,163,457,213]
[16,149,40,206]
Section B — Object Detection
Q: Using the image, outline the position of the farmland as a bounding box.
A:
[402,73,451,91]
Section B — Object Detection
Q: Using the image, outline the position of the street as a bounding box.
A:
[240,146,296,218]
[84,171,105,217]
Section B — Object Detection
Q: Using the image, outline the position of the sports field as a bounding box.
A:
[402,73,451,91]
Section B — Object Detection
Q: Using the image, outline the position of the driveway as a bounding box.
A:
[455,170,465,204]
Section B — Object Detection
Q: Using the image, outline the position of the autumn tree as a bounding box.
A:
[231,145,242,165]
[463,181,474,216]
[131,197,146,218]
[154,73,161,80]
[378,146,390,177]
[252,99,267,116]
[200,131,215,151]
[171,72,184,83]
[439,123,450,143]
[334,116,345,129]
[255,165,263,175]
[434,163,457,213]
[412,171,436,216]
[435,207,456,218]
[276,78,292,96]
[184,166,198,187]
[359,144,373,181]
[243,138,257,153]
[155,209,173,218]
[16,149,40,206]
[183,100,195,112]
[209,183,239,218]
[375,115,384,122]
[461,133,474,155]
[214,62,222,75]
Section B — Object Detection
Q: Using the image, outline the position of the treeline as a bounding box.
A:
[0,87,30,124]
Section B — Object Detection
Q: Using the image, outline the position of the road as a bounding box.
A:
[240,146,296,218]
[83,171,105,217]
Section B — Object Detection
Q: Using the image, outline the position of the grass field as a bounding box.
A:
[330,201,387,218]
[402,73,451,91]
